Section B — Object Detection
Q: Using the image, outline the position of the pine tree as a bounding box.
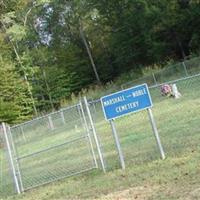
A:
[0,58,33,124]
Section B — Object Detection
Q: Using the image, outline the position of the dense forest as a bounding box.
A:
[0,0,200,124]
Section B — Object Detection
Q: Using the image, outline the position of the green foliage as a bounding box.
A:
[6,24,27,41]
[0,60,33,123]
[0,99,20,123]
[0,0,200,123]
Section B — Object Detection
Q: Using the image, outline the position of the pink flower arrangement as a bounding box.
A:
[161,84,172,97]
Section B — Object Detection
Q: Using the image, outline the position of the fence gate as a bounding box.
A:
[2,102,105,194]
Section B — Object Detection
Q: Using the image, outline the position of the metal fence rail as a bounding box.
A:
[1,103,104,194]
[121,56,200,89]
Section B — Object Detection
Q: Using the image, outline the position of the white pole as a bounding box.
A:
[79,101,98,168]
[152,72,158,85]
[83,97,106,172]
[48,115,54,130]
[92,100,97,114]
[20,125,26,142]
[147,108,166,160]
[182,61,189,77]
[110,120,125,170]
[77,104,85,126]
[8,126,24,192]
[60,111,65,124]
[2,123,21,194]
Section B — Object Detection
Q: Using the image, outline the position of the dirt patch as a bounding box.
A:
[99,185,159,200]
[185,188,200,200]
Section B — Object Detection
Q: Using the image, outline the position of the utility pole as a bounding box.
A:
[79,23,101,84]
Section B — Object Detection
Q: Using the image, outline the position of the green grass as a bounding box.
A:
[1,75,200,200]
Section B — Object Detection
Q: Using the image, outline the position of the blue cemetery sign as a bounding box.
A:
[101,84,153,121]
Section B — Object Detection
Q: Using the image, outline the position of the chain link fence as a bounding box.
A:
[89,73,200,170]
[89,100,160,169]
[150,74,200,158]
[121,56,200,89]
[88,100,120,170]
[1,104,103,195]
[1,57,200,197]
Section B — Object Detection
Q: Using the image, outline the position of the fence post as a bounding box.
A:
[91,99,97,114]
[2,123,21,194]
[48,115,54,130]
[7,126,24,192]
[152,72,158,86]
[147,108,166,160]
[77,104,85,126]
[182,61,189,77]
[60,110,66,124]
[20,125,26,142]
[83,97,106,172]
[79,101,98,168]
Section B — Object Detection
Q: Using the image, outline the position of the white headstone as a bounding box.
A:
[172,84,181,99]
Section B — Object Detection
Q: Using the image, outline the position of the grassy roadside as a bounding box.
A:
[3,150,200,200]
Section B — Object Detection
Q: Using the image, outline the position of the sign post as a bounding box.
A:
[147,108,165,160]
[110,120,125,170]
[101,84,165,168]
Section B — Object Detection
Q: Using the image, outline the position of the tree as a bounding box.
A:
[0,58,33,123]
[1,0,200,123]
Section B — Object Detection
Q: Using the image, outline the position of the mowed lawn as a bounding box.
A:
[1,75,200,200]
